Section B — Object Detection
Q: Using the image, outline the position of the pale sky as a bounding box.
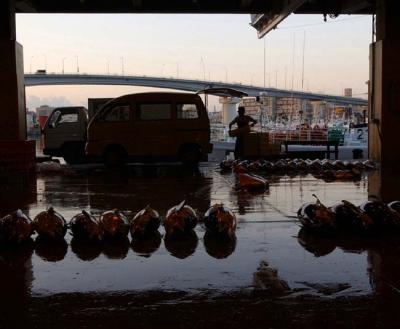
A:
[16,13,372,110]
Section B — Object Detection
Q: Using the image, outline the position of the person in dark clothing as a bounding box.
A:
[229,106,257,159]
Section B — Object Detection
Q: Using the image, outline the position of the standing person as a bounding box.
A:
[229,106,257,159]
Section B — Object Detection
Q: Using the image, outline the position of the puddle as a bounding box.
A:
[1,164,399,300]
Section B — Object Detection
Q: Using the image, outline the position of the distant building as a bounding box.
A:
[36,105,54,128]
[240,97,261,117]
[275,97,303,122]
[26,110,40,135]
[208,110,222,123]
[344,88,352,97]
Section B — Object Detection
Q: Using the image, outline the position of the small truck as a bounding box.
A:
[42,98,112,164]
[42,106,89,164]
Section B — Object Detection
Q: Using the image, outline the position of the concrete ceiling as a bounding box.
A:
[14,0,375,14]
[14,0,278,14]
[13,0,375,39]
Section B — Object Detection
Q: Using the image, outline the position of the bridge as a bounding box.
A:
[24,73,368,106]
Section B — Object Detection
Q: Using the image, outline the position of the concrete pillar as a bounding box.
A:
[219,97,241,125]
[368,0,400,201]
[0,0,35,173]
[0,0,27,140]
[270,96,277,120]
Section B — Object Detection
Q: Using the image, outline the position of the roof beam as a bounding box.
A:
[15,0,37,12]
[250,0,307,38]
[250,0,374,38]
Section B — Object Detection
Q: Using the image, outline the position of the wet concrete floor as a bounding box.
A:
[1,163,400,328]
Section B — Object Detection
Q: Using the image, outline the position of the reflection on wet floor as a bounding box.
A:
[131,231,162,258]
[1,163,400,327]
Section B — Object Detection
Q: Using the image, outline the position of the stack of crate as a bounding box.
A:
[243,132,281,157]
[258,132,281,155]
[243,132,259,156]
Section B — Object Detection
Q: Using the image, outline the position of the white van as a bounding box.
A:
[86,92,213,166]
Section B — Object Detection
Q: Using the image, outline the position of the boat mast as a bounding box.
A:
[291,33,295,127]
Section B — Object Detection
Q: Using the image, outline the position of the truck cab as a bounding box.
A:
[43,106,88,164]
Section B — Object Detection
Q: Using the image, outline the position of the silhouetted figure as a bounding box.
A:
[229,106,257,159]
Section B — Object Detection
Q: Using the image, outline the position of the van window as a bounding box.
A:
[100,104,130,122]
[177,103,199,119]
[138,104,171,120]
[59,113,79,123]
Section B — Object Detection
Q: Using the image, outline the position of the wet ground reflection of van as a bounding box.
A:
[86,92,213,166]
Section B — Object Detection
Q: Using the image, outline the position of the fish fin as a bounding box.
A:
[176,200,186,211]
[82,210,91,218]
[16,209,24,218]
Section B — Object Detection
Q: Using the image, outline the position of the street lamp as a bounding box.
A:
[266,73,270,87]
[30,56,34,73]
[75,55,79,73]
[223,66,228,83]
[62,57,67,74]
[120,57,124,75]
[284,66,287,89]
[200,57,206,81]
[250,74,256,86]
[106,59,111,75]
[41,54,47,71]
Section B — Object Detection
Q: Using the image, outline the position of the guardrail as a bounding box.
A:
[269,129,328,143]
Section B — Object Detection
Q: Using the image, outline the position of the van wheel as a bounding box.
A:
[103,146,126,167]
[62,143,85,165]
[180,146,201,166]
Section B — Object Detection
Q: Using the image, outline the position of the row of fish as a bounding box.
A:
[0,202,237,247]
[297,195,400,233]
[220,158,376,174]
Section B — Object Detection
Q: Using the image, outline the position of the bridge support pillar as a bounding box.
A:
[219,97,241,125]
[0,0,35,173]
[369,0,400,201]
[270,96,277,121]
